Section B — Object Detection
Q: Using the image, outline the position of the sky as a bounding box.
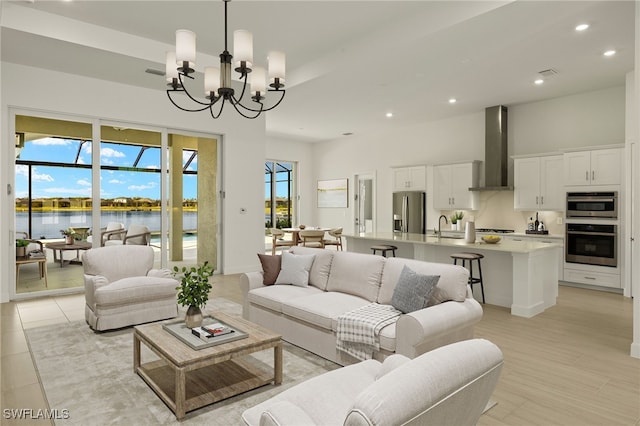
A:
[15,137,198,200]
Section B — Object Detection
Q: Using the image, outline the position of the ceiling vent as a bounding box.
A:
[538,68,558,78]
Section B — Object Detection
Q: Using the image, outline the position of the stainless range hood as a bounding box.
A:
[469,105,513,191]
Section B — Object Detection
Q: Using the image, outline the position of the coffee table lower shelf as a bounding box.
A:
[136,358,275,417]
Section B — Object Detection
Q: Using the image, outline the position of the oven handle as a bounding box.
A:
[566,231,616,237]
[567,197,616,202]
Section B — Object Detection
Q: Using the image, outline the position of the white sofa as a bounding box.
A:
[240,246,483,364]
[242,338,503,426]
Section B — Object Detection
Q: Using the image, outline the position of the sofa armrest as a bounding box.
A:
[84,274,109,309]
[256,401,316,426]
[395,298,483,358]
[147,268,173,279]
[240,272,265,296]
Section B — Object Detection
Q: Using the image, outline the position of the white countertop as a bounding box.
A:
[343,232,562,254]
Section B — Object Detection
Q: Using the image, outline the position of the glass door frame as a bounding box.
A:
[9,107,222,300]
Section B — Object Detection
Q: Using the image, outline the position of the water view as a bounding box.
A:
[17,211,198,239]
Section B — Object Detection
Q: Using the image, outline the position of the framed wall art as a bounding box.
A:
[317,178,348,208]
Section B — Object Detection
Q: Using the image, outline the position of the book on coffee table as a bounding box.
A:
[163,316,247,350]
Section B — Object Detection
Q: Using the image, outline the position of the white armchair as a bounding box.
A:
[82,245,178,331]
[242,339,503,426]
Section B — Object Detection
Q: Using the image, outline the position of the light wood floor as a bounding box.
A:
[1,275,638,425]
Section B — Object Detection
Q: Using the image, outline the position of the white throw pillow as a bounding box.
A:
[275,252,316,287]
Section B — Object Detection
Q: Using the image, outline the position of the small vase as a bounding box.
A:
[16,246,26,257]
[185,306,203,329]
[65,235,74,245]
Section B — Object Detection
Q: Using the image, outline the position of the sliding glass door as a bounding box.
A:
[13,112,220,297]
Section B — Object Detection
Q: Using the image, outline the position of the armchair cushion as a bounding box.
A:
[94,276,178,306]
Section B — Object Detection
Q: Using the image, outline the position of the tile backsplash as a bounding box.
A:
[443,191,564,236]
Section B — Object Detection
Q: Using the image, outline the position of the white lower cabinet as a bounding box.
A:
[563,268,620,289]
[503,235,564,280]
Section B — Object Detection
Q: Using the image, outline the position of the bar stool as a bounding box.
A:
[371,244,398,257]
[450,252,485,303]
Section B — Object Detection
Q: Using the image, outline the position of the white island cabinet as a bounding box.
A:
[343,232,561,318]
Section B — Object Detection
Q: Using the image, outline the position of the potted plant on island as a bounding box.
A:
[173,261,215,328]
[16,239,29,257]
[450,211,464,231]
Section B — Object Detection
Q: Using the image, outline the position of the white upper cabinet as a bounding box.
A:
[433,162,479,210]
[514,155,564,211]
[392,166,426,192]
[564,148,622,186]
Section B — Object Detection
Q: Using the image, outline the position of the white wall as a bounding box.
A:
[291,86,625,235]
[1,63,266,302]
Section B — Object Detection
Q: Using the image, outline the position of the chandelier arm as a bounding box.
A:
[234,72,250,105]
[232,90,285,113]
[177,73,220,108]
[166,90,214,113]
[229,98,263,119]
[209,98,226,119]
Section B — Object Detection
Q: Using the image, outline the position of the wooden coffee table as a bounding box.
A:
[45,241,92,267]
[133,312,282,420]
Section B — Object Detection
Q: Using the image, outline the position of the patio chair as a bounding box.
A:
[87,222,125,246]
[104,224,151,246]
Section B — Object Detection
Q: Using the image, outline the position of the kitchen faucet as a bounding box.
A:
[437,214,448,238]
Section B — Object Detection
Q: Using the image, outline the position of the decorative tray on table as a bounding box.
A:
[162,316,248,350]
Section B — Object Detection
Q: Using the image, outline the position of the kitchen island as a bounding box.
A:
[343,232,562,318]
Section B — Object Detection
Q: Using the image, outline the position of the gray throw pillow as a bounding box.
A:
[391,265,440,314]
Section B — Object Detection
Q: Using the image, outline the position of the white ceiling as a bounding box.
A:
[1,1,635,143]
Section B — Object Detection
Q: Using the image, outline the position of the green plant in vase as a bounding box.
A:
[173,261,215,328]
[450,211,464,230]
[16,239,29,257]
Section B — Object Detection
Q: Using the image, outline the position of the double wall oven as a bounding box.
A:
[565,192,618,268]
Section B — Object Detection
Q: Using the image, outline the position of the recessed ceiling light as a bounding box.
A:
[448,98,457,104]
[385,112,393,118]
[575,24,589,31]
[534,79,544,85]
[603,50,616,57]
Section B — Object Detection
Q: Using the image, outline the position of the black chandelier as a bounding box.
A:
[166,0,286,119]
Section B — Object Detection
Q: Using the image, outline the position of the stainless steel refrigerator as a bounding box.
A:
[392,191,426,234]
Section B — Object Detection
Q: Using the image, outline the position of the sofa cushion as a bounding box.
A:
[391,266,439,313]
[275,252,315,287]
[257,253,281,285]
[289,246,334,290]
[326,251,386,302]
[283,292,371,331]
[94,276,177,306]
[247,285,323,313]
[379,258,469,305]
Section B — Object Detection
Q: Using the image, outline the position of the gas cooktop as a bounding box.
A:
[475,228,515,233]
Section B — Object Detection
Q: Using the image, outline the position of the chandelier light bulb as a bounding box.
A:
[165,51,179,81]
[268,51,286,86]
[204,67,220,97]
[234,30,253,70]
[175,30,196,72]
[251,67,267,99]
